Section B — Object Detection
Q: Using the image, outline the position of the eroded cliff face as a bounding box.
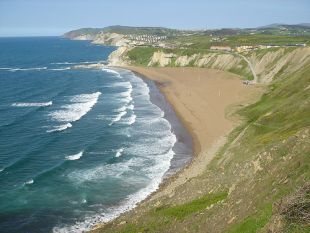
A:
[69,32,130,46]
[108,46,132,66]
[72,34,97,41]
[249,47,310,83]
[148,52,176,66]
[108,46,310,83]
[92,33,130,47]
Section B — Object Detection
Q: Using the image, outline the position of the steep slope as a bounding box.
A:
[92,49,310,233]
[112,46,310,83]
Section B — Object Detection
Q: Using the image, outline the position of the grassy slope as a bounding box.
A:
[167,34,310,49]
[93,50,310,233]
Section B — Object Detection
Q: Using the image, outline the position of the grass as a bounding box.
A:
[284,224,310,233]
[96,191,228,233]
[226,204,273,233]
[126,47,157,66]
[224,34,310,47]
[153,191,228,220]
[93,38,310,233]
[167,34,310,50]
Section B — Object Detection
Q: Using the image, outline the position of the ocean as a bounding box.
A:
[0,37,192,232]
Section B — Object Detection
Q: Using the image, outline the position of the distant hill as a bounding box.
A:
[64,25,182,39]
[259,23,310,29]
[298,23,310,27]
[64,23,310,40]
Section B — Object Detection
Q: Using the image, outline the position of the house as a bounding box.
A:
[210,46,232,52]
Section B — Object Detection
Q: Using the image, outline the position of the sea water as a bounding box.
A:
[0,37,191,232]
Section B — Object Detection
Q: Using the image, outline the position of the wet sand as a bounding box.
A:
[124,67,262,198]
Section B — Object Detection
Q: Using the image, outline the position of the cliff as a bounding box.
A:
[92,45,310,233]
[110,46,310,83]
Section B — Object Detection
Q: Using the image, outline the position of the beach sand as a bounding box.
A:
[91,67,262,231]
[125,67,262,197]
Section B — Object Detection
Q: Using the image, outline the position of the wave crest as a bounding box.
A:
[46,123,72,133]
[115,148,124,158]
[12,101,52,107]
[102,68,120,76]
[49,92,101,122]
[66,151,83,161]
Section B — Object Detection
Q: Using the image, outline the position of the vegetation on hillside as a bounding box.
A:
[92,47,310,233]
[64,24,310,39]
[166,34,310,49]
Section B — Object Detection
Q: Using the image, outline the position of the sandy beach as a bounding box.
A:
[91,66,262,232]
[127,67,261,180]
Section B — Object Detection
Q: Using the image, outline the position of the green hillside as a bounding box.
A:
[91,44,310,233]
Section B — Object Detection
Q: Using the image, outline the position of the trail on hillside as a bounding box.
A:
[234,53,258,83]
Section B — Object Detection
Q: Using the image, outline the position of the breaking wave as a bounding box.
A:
[12,101,53,107]
[115,148,124,158]
[66,151,84,161]
[109,111,127,125]
[25,179,34,185]
[0,67,47,72]
[50,67,71,71]
[49,92,101,122]
[102,68,121,77]
[46,123,73,133]
[126,114,136,125]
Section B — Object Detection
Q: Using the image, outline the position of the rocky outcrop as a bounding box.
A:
[68,31,130,46]
[108,46,132,66]
[148,52,176,66]
[175,54,198,66]
[195,53,243,69]
[72,34,97,41]
[92,33,130,46]
[145,51,251,78]
[118,47,310,83]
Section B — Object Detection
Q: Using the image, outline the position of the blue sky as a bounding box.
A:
[0,0,309,36]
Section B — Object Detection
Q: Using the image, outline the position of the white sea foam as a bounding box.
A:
[108,81,131,88]
[10,67,47,72]
[109,111,127,125]
[49,92,101,122]
[126,114,136,125]
[51,61,104,65]
[118,89,133,104]
[12,101,53,107]
[115,148,124,158]
[25,179,34,185]
[67,157,141,184]
[115,105,127,112]
[119,87,132,98]
[116,104,134,113]
[54,148,175,233]
[51,62,77,65]
[102,68,120,76]
[46,123,72,133]
[66,151,83,161]
[53,70,179,233]
[50,67,71,71]
[127,104,134,110]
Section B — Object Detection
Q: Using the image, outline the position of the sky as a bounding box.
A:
[0,0,309,36]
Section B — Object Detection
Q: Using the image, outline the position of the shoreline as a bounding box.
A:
[133,71,193,176]
[91,66,263,231]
